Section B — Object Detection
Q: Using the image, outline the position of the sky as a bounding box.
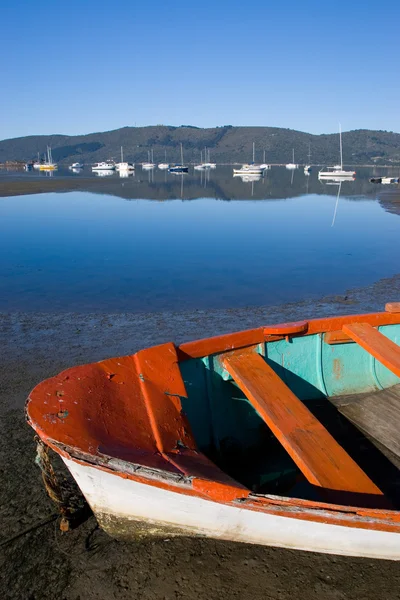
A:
[1,0,400,140]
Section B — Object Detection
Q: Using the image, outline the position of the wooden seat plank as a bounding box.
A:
[221,349,382,495]
[343,323,400,378]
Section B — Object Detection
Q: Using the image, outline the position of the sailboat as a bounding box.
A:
[286,149,298,170]
[142,150,155,169]
[260,149,271,170]
[203,147,216,169]
[194,150,206,170]
[233,142,263,175]
[39,146,58,171]
[319,125,356,180]
[115,147,135,171]
[169,143,189,173]
[158,150,169,170]
[304,143,312,174]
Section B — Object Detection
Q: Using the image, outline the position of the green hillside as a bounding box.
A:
[1,125,400,166]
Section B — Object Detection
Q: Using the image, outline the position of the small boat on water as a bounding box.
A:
[260,150,271,170]
[92,162,115,171]
[158,151,169,170]
[233,165,263,175]
[39,146,58,171]
[169,143,189,173]
[115,147,135,172]
[142,150,155,170]
[286,149,298,170]
[319,125,355,180]
[370,177,399,185]
[234,142,264,175]
[27,304,400,559]
[69,163,84,170]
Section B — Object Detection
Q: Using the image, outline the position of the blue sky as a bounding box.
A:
[1,0,399,139]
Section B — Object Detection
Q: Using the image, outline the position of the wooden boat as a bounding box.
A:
[26,304,400,559]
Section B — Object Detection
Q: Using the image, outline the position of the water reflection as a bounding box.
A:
[1,166,398,203]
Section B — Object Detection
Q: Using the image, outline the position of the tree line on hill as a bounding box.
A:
[1,125,400,166]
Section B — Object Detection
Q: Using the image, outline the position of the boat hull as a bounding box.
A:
[63,456,400,559]
[26,307,400,559]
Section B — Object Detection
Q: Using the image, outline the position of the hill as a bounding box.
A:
[1,125,400,166]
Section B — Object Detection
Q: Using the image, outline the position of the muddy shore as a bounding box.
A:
[2,274,400,599]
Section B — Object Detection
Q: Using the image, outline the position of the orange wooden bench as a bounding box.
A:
[220,348,382,496]
[343,322,400,379]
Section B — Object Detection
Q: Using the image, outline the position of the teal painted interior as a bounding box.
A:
[179,323,400,502]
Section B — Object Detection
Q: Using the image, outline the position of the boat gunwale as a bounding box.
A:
[178,308,400,360]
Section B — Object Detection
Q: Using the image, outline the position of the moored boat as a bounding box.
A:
[39,146,58,171]
[115,147,135,172]
[319,125,355,180]
[92,162,115,171]
[233,165,263,175]
[169,143,188,173]
[26,304,400,559]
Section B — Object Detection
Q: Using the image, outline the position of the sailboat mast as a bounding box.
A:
[292,148,295,164]
[253,142,255,163]
[180,143,183,164]
[121,146,123,162]
[339,123,343,169]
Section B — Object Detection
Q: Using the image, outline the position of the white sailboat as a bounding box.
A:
[233,142,264,175]
[203,147,216,168]
[115,147,135,171]
[286,149,298,170]
[319,125,356,180]
[158,150,169,170]
[304,144,311,174]
[260,150,271,170]
[142,150,155,169]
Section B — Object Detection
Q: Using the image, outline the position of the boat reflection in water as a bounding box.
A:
[94,170,115,177]
[119,170,135,178]
[233,173,263,183]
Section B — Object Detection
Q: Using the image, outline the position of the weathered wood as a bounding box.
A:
[386,302,400,314]
[343,322,400,378]
[331,384,400,469]
[324,330,352,345]
[220,349,382,495]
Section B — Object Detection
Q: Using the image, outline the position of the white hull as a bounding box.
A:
[94,170,114,177]
[158,163,169,170]
[115,162,135,171]
[233,165,263,175]
[233,174,262,182]
[92,163,115,171]
[286,163,298,170]
[63,457,400,560]
[319,170,355,179]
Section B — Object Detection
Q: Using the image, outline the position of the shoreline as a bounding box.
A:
[2,274,400,598]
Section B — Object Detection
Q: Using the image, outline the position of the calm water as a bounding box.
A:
[0,167,399,312]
